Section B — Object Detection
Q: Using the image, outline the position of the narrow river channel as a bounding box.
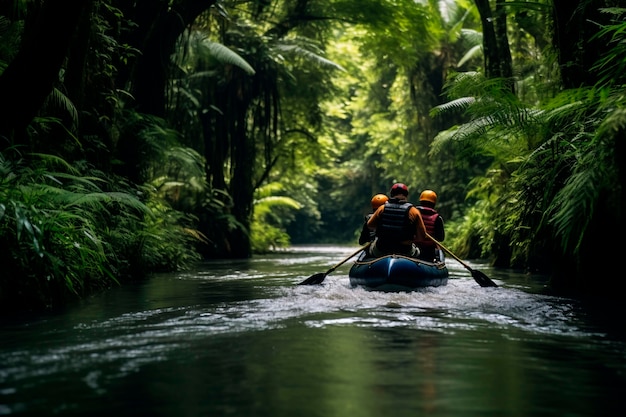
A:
[1,245,624,416]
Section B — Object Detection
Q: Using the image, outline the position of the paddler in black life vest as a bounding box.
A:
[367,183,427,258]
[414,189,445,262]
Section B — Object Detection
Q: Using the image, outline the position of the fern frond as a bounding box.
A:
[547,168,597,253]
[430,97,475,117]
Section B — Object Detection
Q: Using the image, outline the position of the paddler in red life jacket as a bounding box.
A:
[366,183,427,258]
[414,189,445,262]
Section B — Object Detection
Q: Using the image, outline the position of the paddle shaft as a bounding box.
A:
[298,242,371,285]
[326,242,371,275]
[425,233,497,287]
[425,233,473,270]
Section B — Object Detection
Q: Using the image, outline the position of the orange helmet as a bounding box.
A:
[371,194,389,210]
[419,190,438,205]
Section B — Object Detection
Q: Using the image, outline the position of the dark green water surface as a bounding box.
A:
[1,245,624,416]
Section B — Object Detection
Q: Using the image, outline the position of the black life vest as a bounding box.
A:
[375,200,414,243]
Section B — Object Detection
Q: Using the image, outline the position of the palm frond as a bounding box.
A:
[254,181,286,199]
[201,39,256,75]
[460,28,483,46]
[253,195,302,220]
[43,87,79,131]
[274,44,345,72]
[457,44,482,68]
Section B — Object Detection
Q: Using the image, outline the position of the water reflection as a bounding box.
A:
[0,245,623,417]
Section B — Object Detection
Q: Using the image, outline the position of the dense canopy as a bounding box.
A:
[1,0,624,311]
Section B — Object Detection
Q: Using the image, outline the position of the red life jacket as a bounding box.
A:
[417,206,439,248]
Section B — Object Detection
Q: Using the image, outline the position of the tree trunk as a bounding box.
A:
[551,0,618,88]
[229,95,254,259]
[0,0,93,145]
[473,0,514,92]
[115,0,217,116]
[494,1,513,82]
[109,0,216,183]
[473,0,497,78]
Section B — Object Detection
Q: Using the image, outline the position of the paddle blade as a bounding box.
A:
[298,272,327,285]
[471,269,498,287]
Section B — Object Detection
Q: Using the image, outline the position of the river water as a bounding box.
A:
[0,245,624,416]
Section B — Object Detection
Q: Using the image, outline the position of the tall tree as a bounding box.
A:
[0,0,94,145]
[473,0,513,87]
[114,0,217,116]
[167,1,346,257]
[552,0,620,88]
[107,0,217,184]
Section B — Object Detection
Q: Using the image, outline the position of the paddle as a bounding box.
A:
[425,233,498,287]
[298,242,371,285]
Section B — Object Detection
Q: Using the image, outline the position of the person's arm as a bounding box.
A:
[434,215,445,241]
[367,206,383,228]
[358,218,370,244]
[410,207,427,242]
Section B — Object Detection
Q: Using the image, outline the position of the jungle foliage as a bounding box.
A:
[0,0,624,310]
